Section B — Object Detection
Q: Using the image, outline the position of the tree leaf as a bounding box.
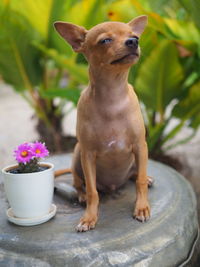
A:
[106,0,138,22]
[0,8,42,90]
[41,87,81,105]
[135,40,184,116]
[34,43,88,84]
[164,17,200,44]
[178,0,200,28]
[172,81,200,129]
[64,0,107,28]
[147,123,166,152]
[9,0,77,55]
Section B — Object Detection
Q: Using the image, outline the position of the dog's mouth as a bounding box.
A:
[110,52,139,65]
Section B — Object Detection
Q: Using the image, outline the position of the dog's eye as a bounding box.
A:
[99,38,112,44]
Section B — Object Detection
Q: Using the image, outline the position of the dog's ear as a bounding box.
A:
[54,21,88,52]
[128,15,148,37]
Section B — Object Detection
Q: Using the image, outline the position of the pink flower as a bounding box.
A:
[14,143,34,164]
[31,142,49,158]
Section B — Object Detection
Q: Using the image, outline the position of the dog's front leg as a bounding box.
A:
[133,141,150,222]
[76,150,99,232]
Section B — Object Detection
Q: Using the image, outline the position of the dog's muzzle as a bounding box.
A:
[125,37,138,49]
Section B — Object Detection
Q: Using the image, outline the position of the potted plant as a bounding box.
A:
[2,142,56,226]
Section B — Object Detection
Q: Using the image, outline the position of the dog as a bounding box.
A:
[54,15,151,232]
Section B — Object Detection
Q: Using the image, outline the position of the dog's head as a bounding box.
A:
[54,16,147,69]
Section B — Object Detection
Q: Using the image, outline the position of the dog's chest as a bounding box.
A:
[78,91,140,151]
[101,139,126,155]
[94,123,133,154]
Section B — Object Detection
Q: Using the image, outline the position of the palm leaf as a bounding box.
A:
[164,18,200,45]
[160,81,200,145]
[106,0,138,22]
[147,123,166,152]
[34,43,88,84]
[172,81,200,129]
[65,0,106,28]
[41,87,81,106]
[135,40,184,117]
[179,0,200,28]
[9,0,76,55]
[0,8,42,91]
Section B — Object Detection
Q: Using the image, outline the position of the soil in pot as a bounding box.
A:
[7,165,50,174]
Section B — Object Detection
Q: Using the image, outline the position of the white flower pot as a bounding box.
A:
[2,162,54,219]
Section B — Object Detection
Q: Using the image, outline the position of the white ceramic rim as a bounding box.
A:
[1,162,54,176]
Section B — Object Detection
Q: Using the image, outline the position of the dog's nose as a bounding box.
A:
[125,38,138,48]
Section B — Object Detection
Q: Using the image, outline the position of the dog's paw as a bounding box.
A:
[76,214,97,232]
[147,176,154,188]
[133,200,150,223]
[78,192,87,204]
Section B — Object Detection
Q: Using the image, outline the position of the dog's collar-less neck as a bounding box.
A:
[88,65,130,99]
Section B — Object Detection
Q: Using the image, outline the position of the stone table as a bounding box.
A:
[0,154,199,266]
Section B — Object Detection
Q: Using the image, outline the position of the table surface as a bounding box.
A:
[0,154,199,267]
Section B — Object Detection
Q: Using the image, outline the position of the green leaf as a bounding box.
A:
[148,0,174,14]
[46,0,77,54]
[0,8,42,91]
[63,0,107,28]
[161,120,186,145]
[34,43,88,84]
[179,0,200,28]
[164,17,200,44]
[41,87,81,105]
[172,81,200,129]
[9,0,76,55]
[106,0,138,22]
[161,81,200,146]
[10,0,71,38]
[76,53,88,65]
[82,0,107,28]
[135,40,184,117]
[147,123,166,152]
[129,28,158,84]
[145,11,172,38]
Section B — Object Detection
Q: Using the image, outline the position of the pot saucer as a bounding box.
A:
[6,204,57,226]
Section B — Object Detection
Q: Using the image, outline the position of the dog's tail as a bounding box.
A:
[54,168,72,178]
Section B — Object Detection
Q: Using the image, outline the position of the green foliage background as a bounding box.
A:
[0,0,200,155]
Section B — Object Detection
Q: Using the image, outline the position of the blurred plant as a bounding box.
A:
[0,0,200,158]
[107,0,200,157]
[0,0,106,151]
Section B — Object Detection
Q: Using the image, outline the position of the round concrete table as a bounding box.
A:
[0,154,199,266]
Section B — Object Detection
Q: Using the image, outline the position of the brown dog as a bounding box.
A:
[54,15,151,232]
